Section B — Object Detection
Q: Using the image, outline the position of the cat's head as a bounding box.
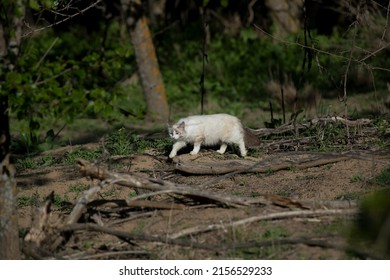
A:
[168,121,186,140]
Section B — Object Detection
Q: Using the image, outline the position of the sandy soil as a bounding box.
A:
[16,138,389,259]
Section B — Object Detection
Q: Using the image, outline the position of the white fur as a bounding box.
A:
[168,113,247,158]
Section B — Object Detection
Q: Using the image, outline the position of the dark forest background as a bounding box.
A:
[1,0,390,260]
[1,0,389,152]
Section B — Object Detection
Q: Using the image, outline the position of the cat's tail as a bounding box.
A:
[244,127,260,148]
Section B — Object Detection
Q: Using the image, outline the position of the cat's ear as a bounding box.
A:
[177,121,185,131]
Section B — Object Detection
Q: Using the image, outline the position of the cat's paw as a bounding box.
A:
[190,151,199,155]
[169,153,176,158]
[216,150,225,154]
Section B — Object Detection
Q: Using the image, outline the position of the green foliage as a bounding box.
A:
[68,183,90,195]
[262,227,289,239]
[161,28,303,115]
[18,192,41,207]
[15,157,38,171]
[5,21,136,151]
[105,128,135,155]
[350,175,363,183]
[15,154,58,172]
[350,188,390,257]
[160,27,324,116]
[372,117,390,149]
[63,147,102,164]
[226,225,290,259]
[203,0,228,7]
[105,128,150,155]
[105,128,172,156]
[4,4,390,154]
[53,193,70,208]
[335,192,361,201]
[307,122,348,152]
[371,165,390,187]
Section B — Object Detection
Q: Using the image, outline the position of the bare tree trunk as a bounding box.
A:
[122,0,170,122]
[0,99,20,259]
[264,0,303,36]
[0,1,24,259]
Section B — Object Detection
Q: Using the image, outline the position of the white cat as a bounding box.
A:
[168,113,248,158]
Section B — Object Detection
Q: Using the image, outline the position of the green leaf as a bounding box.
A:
[29,0,40,10]
[6,71,22,87]
[29,119,40,131]
[220,0,228,8]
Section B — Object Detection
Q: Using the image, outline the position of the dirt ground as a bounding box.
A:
[16,133,389,259]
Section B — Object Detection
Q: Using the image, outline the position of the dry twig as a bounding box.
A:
[169,208,357,239]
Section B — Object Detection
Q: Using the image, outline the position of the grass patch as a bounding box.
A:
[16,157,39,171]
[105,128,140,155]
[313,218,348,236]
[62,147,102,164]
[370,165,390,187]
[68,183,90,194]
[18,192,41,207]
[53,194,71,208]
[350,175,363,183]
[276,190,294,197]
[105,128,172,156]
[335,192,361,200]
[16,154,60,172]
[225,225,290,259]
[100,186,121,199]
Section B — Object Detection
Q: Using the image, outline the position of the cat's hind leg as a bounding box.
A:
[169,141,187,158]
[217,143,228,154]
[238,140,247,157]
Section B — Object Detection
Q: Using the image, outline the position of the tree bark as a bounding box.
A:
[264,0,303,36]
[0,1,24,259]
[0,98,20,259]
[122,0,170,122]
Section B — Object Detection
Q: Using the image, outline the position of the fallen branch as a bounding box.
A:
[59,222,376,259]
[61,222,219,251]
[77,158,253,207]
[300,200,358,210]
[65,250,150,260]
[24,192,54,246]
[176,152,350,175]
[169,208,357,239]
[107,212,156,226]
[251,117,372,137]
[67,180,116,226]
[88,198,186,210]
[232,237,378,260]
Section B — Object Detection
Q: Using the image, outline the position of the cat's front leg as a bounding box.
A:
[190,139,203,155]
[169,141,187,158]
[217,143,227,154]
